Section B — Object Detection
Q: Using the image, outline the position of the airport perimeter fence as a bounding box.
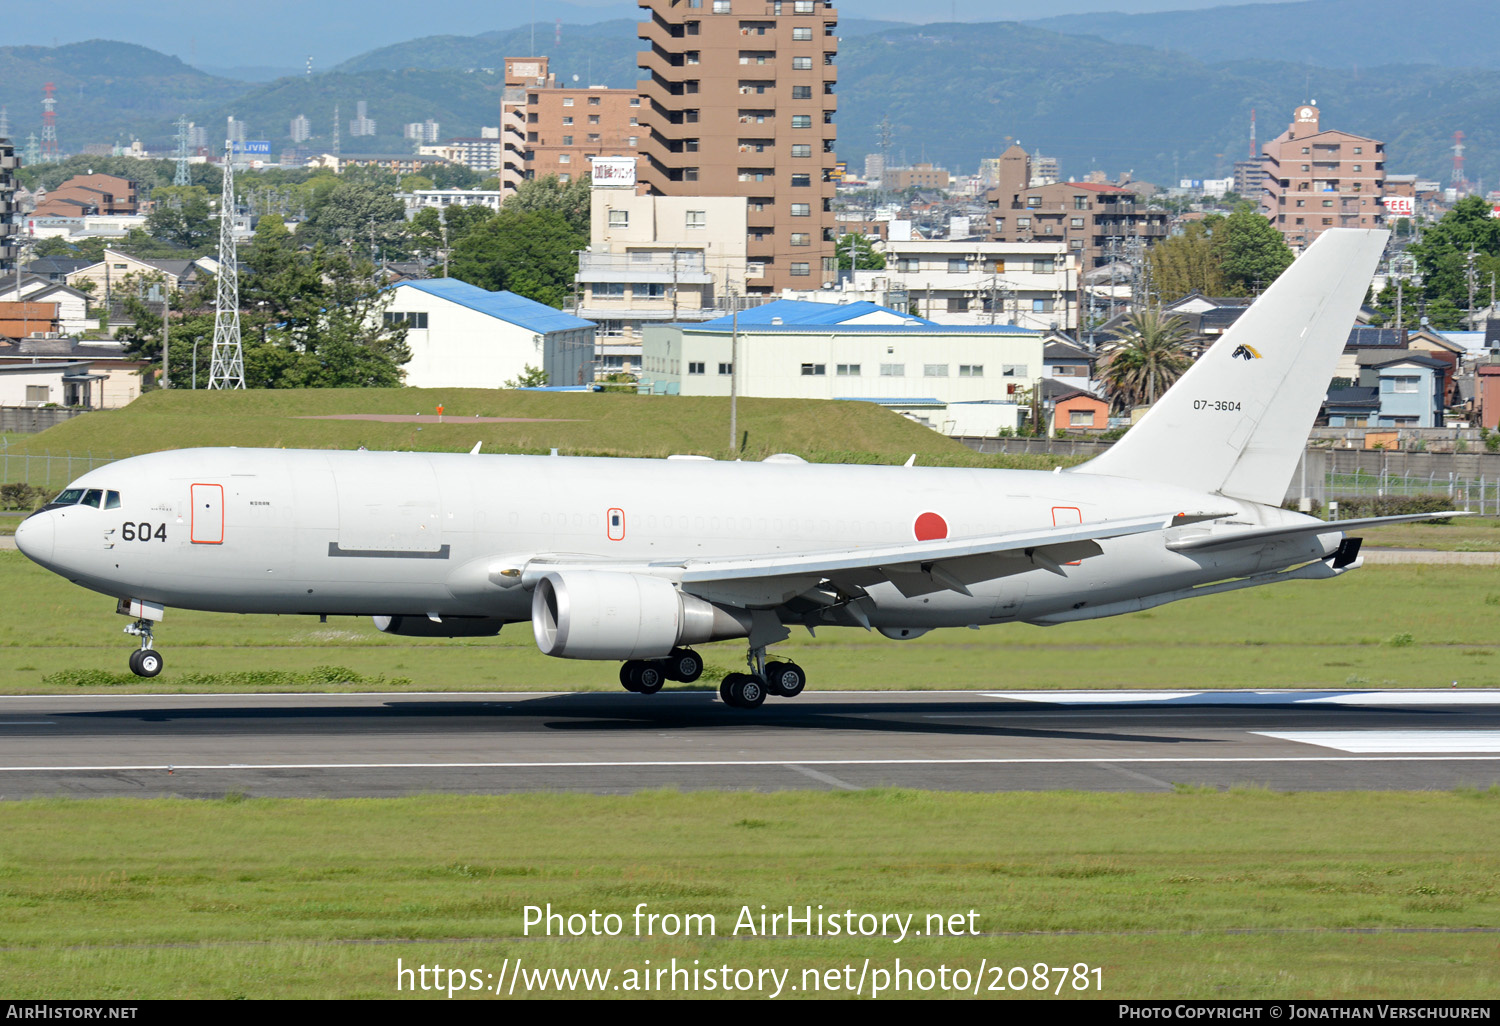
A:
[5,444,1500,516]
[0,448,135,498]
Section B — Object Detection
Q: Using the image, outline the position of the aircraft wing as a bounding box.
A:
[616,510,1227,606]
[1165,511,1470,553]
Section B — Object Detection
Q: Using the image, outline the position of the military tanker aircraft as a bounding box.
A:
[16,229,1452,707]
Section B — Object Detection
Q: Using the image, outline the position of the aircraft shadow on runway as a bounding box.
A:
[40,693,1500,744]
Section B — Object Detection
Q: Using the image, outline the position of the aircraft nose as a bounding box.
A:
[14,511,54,565]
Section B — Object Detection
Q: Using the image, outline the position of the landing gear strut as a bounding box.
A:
[720,645,806,709]
[124,619,163,678]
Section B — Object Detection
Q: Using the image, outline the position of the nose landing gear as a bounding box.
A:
[124,619,163,678]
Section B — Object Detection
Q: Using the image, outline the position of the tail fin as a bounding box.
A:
[1074,228,1388,505]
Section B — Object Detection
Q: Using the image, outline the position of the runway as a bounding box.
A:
[3,689,1500,798]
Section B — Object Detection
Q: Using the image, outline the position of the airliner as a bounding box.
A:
[15,229,1448,707]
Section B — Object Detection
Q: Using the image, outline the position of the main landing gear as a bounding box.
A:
[719,646,807,710]
[619,647,704,694]
[124,618,164,678]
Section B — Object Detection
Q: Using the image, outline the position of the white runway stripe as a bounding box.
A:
[1256,730,1500,753]
[984,690,1500,706]
[2,755,1500,772]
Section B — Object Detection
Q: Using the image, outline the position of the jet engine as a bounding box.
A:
[372,615,506,638]
[531,571,750,659]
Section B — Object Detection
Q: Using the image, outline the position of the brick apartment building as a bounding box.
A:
[636,0,840,295]
[32,172,138,219]
[984,144,1166,270]
[1258,103,1385,249]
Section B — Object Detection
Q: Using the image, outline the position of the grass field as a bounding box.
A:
[2,549,1496,693]
[1,790,1497,999]
[0,390,1072,495]
[1359,516,1500,551]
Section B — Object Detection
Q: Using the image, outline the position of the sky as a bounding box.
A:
[6,0,1305,74]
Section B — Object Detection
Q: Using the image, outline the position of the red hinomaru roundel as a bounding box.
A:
[913,511,948,541]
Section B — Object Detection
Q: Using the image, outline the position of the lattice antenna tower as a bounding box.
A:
[1452,131,1469,193]
[0,107,10,139]
[22,133,39,166]
[1249,108,1256,158]
[173,115,192,186]
[332,104,341,158]
[40,83,59,161]
[208,140,245,389]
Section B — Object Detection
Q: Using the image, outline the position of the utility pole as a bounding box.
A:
[1466,247,1479,327]
[728,301,739,454]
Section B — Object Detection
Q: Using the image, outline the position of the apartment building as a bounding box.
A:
[1258,103,1385,249]
[576,174,750,375]
[526,85,641,184]
[868,239,1078,330]
[32,173,139,219]
[984,144,1166,270]
[636,0,840,294]
[0,139,17,275]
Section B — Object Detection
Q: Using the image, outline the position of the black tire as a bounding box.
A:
[731,674,765,708]
[763,661,787,696]
[668,648,704,683]
[636,661,666,695]
[134,649,163,678]
[127,650,143,676]
[620,661,643,693]
[767,661,806,698]
[720,673,742,706]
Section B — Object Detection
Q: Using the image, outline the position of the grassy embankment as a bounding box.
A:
[3,549,1496,693]
[1,790,1497,999]
[0,388,1073,489]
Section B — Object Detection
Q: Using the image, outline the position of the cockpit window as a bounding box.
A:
[104,491,121,510]
[52,488,85,505]
[80,489,103,509]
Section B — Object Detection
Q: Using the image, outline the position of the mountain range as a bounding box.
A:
[0,0,1496,192]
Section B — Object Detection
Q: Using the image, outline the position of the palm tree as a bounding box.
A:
[1099,309,1194,411]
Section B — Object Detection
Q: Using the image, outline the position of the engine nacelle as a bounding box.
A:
[372,615,506,638]
[531,571,750,660]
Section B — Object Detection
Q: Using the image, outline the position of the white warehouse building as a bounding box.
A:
[380,279,597,389]
[640,299,1043,435]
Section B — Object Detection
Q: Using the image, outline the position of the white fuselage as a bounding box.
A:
[16,447,1340,637]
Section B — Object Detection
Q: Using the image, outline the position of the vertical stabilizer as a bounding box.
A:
[1074,228,1388,505]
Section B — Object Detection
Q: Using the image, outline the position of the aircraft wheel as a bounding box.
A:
[619,662,643,693]
[719,674,739,705]
[635,661,666,695]
[131,649,163,678]
[667,648,704,683]
[765,661,806,698]
[729,673,765,709]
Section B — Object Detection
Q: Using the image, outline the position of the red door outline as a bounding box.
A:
[1052,506,1082,565]
[606,508,626,542]
[191,483,224,544]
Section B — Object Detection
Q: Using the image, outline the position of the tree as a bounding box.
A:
[1099,308,1194,410]
[1408,196,1500,320]
[505,364,548,388]
[449,207,585,307]
[1147,218,1225,303]
[836,233,886,271]
[118,216,411,389]
[400,174,435,193]
[297,181,409,258]
[144,187,216,254]
[1214,204,1295,296]
[504,175,592,237]
[33,235,105,263]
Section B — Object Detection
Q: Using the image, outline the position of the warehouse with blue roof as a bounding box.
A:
[381,278,597,388]
[639,299,1045,435]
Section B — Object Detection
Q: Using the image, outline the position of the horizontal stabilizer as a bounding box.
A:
[1167,511,1470,553]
